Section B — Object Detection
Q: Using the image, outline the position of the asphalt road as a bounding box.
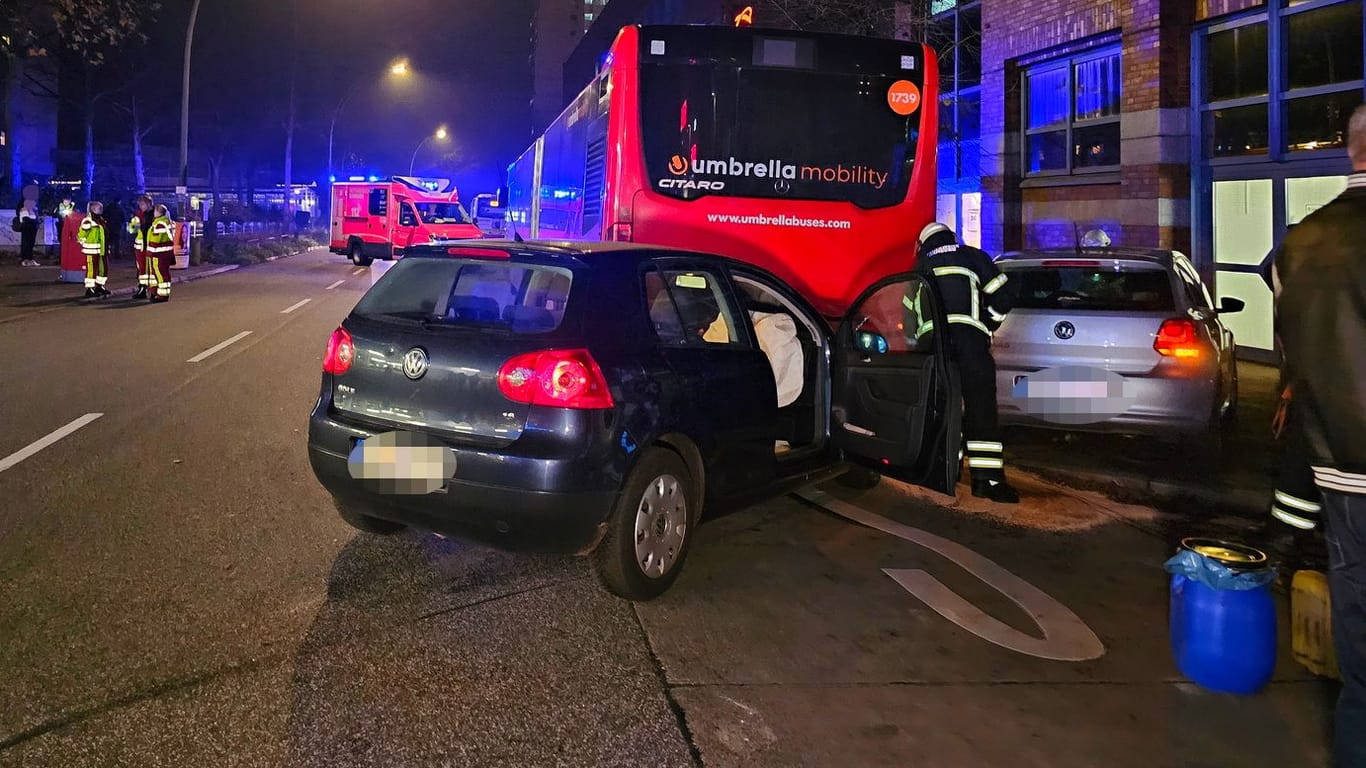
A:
[0,249,1337,767]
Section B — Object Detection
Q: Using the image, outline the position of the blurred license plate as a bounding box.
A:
[347,431,457,494]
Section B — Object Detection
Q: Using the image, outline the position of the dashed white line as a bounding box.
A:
[188,331,253,363]
[325,280,345,290]
[281,298,312,314]
[0,413,104,474]
[351,268,365,276]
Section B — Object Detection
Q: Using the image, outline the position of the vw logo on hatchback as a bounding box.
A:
[1053,321,1076,340]
[402,348,429,380]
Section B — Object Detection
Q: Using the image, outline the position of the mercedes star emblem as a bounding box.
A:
[1053,321,1076,340]
[402,347,429,380]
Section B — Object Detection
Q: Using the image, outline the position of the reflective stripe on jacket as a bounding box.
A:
[78,217,105,255]
[146,216,175,253]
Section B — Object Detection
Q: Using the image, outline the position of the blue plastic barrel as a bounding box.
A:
[1168,538,1277,695]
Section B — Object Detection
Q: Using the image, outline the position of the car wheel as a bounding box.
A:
[591,449,695,601]
[836,465,881,490]
[335,498,404,535]
[348,241,372,267]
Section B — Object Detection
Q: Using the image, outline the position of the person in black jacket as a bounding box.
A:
[1274,102,1366,768]
[914,222,1019,504]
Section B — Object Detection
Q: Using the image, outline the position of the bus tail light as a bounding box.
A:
[609,223,633,242]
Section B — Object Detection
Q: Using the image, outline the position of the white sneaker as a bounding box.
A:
[22,259,38,267]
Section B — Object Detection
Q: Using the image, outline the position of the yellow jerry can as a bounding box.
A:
[1291,570,1341,681]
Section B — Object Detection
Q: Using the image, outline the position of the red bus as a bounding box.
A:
[506,24,938,317]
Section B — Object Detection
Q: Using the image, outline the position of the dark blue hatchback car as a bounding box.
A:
[308,241,962,600]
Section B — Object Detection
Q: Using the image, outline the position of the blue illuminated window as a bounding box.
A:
[1023,47,1122,175]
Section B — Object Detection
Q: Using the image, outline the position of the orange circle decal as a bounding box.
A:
[887,80,921,116]
[668,155,690,175]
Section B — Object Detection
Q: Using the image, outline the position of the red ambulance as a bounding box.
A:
[329,176,483,266]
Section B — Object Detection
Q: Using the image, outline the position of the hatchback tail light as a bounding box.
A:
[497,349,614,409]
[1154,319,1203,360]
[323,327,355,375]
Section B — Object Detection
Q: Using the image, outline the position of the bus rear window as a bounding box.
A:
[1009,266,1175,312]
[355,259,573,333]
[641,65,919,208]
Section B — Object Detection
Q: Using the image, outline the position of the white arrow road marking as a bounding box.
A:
[0,413,103,474]
[187,331,252,363]
[325,279,345,290]
[798,490,1105,662]
[281,298,312,314]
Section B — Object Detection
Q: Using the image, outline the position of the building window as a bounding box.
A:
[1023,48,1121,175]
[1283,0,1363,151]
[1199,0,1366,159]
[931,1,981,183]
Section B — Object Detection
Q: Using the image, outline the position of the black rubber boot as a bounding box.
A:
[82,287,98,299]
[132,285,148,300]
[95,285,111,298]
[972,478,1020,504]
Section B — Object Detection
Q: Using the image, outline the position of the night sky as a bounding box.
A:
[117,0,536,197]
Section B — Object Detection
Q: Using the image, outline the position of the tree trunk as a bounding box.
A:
[5,57,25,202]
[83,66,95,204]
[206,153,222,245]
[282,0,298,232]
[131,96,147,194]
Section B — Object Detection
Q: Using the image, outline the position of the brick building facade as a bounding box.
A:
[938,0,1364,357]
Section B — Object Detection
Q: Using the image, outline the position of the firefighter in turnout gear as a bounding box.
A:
[78,201,111,299]
[129,195,153,299]
[146,205,174,302]
[914,222,1020,504]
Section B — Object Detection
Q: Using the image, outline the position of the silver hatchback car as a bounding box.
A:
[991,248,1243,450]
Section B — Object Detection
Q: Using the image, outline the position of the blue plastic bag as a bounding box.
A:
[1164,550,1276,591]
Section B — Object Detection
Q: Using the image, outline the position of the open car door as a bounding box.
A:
[831,272,961,494]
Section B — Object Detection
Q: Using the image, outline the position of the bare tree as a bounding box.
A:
[747,0,905,37]
[282,0,299,230]
[1,0,158,199]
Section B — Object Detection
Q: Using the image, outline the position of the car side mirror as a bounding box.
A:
[855,331,889,356]
[1217,297,1245,314]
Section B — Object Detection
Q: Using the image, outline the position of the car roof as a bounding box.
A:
[403,238,741,268]
[995,247,1180,267]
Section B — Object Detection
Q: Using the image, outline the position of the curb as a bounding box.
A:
[107,264,241,298]
[1014,459,1269,516]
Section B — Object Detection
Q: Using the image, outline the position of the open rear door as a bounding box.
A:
[831,272,961,494]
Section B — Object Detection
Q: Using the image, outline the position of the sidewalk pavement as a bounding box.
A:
[1007,360,1279,520]
[0,249,316,324]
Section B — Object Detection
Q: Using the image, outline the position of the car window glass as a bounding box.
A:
[1011,266,1175,312]
[850,276,936,354]
[644,270,688,345]
[368,188,387,216]
[1174,258,1213,309]
[399,204,418,227]
[659,269,742,346]
[353,258,572,333]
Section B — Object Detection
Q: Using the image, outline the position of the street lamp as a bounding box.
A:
[327,57,410,185]
[409,126,450,175]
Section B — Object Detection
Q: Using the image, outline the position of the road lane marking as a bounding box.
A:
[325,280,345,290]
[187,331,253,363]
[281,298,312,314]
[351,268,365,276]
[0,413,104,474]
[797,490,1106,662]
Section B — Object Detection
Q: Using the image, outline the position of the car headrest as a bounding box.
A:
[503,305,556,332]
[447,295,500,322]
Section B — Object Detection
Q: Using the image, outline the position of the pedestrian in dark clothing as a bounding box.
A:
[16,199,40,267]
[1274,102,1366,768]
[106,199,126,260]
[912,222,1020,504]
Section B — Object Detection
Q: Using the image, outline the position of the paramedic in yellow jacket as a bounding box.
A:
[145,205,175,302]
[78,202,111,299]
[128,194,153,299]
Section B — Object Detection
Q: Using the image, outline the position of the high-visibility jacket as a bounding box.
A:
[912,242,1016,339]
[128,215,145,250]
[147,215,174,256]
[78,216,106,256]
